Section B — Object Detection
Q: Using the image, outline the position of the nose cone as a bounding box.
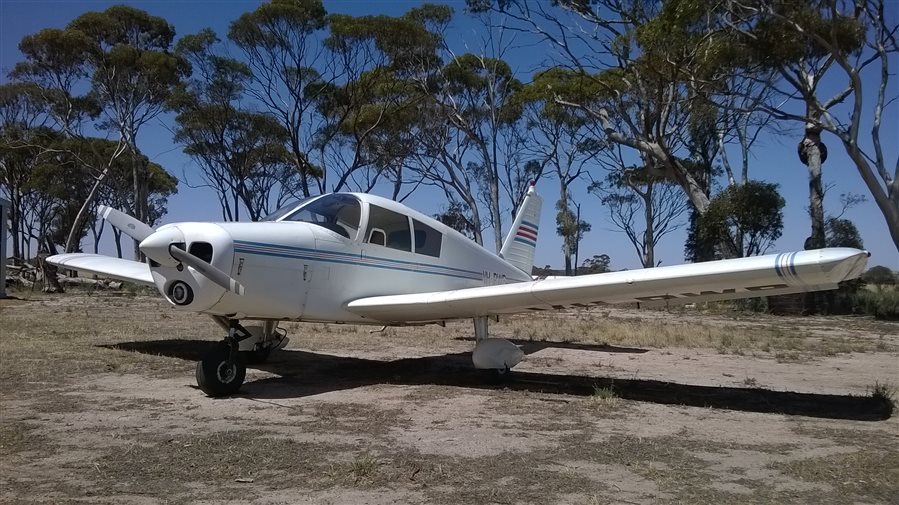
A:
[139,225,184,267]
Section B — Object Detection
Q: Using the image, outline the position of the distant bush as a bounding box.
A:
[862,265,897,287]
[851,289,899,320]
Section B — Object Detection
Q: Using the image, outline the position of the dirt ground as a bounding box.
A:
[1,292,897,504]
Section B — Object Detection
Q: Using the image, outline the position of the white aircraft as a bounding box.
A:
[48,184,870,396]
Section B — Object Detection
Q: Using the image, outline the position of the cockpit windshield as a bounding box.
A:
[262,199,307,222]
[282,194,361,239]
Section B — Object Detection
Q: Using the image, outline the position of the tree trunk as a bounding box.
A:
[840,138,899,252]
[800,129,827,250]
[642,182,655,268]
[9,192,21,262]
[799,118,827,315]
[489,177,502,255]
[113,228,123,259]
[561,182,572,276]
[573,203,582,276]
[65,167,111,253]
[91,218,104,255]
[132,148,142,260]
[39,238,63,293]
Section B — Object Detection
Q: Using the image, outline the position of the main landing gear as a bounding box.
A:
[196,319,289,397]
[470,316,524,374]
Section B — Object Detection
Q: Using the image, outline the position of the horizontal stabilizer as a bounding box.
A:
[347,248,869,323]
[46,253,154,286]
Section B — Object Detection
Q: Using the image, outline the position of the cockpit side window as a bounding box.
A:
[412,219,442,257]
[366,205,412,252]
[283,194,361,239]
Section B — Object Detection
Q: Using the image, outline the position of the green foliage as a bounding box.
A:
[851,289,899,320]
[326,4,450,74]
[67,5,189,105]
[171,29,295,221]
[228,0,327,47]
[581,254,611,274]
[688,181,785,260]
[825,217,864,249]
[747,1,865,67]
[443,53,523,125]
[556,198,591,275]
[434,202,478,240]
[862,266,897,286]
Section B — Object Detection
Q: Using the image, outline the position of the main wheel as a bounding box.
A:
[196,342,246,397]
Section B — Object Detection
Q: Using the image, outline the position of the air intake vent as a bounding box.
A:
[189,242,213,263]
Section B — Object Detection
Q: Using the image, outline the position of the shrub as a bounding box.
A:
[851,289,899,320]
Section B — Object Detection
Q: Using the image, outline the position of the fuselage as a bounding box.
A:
[146,193,530,323]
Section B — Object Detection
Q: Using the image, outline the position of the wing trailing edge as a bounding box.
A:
[347,248,869,323]
[46,253,154,286]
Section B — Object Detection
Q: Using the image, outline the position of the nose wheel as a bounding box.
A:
[196,341,246,397]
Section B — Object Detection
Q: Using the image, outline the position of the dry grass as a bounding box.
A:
[2,292,897,505]
[496,311,895,359]
[776,449,899,502]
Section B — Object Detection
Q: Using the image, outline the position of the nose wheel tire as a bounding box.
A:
[196,342,246,397]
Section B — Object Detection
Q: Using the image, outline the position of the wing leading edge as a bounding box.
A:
[347,248,869,323]
[46,253,154,286]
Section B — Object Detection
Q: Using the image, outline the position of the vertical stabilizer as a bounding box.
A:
[500,182,543,274]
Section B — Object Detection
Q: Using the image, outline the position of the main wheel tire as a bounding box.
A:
[196,342,246,397]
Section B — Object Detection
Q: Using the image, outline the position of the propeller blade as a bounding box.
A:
[168,245,245,296]
[99,205,155,242]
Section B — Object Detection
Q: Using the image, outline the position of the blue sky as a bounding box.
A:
[1,0,897,270]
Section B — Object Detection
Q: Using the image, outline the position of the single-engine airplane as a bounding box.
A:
[48,184,870,396]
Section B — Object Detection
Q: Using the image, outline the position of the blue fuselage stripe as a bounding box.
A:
[513,236,537,247]
[233,241,483,281]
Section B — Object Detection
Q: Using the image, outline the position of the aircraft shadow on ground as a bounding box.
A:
[103,339,893,422]
[453,336,649,354]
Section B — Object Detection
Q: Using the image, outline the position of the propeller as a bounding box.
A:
[168,244,245,296]
[98,205,155,242]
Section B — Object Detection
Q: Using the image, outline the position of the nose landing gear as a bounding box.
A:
[196,319,288,397]
[196,340,246,397]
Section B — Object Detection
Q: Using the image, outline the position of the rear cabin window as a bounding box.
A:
[367,205,412,252]
[413,219,442,257]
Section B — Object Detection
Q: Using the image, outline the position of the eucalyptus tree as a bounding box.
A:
[721,0,898,251]
[0,83,52,261]
[468,0,738,216]
[67,5,187,255]
[429,53,526,253]
[590,167,690,268]
[10,27,113,254]
[228,0,329,198]
[12,6,186,256]
[91,147,177,256]
[687,180,785,260]
[172,29,296,222]
[520,70,603,273]
[316,6,449,198]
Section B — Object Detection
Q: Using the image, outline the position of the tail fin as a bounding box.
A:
[500,183,543,274]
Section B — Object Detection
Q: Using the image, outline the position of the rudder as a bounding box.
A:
[500,183,543,274]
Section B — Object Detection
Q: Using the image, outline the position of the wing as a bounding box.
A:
[46,253,154,286]
[347,248,869,323]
